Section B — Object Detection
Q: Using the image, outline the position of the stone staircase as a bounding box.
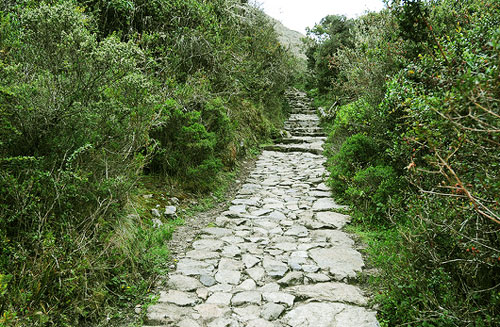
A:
[263,90,326,155]
[142,90,378,327]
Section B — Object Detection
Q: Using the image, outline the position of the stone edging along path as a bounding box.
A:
[143,90,379,327]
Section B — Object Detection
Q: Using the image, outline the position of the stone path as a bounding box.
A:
[144,90,378,327]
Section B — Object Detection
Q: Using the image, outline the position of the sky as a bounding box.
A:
[252,0,386,34]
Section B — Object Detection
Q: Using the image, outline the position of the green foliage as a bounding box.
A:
[149,95,228,191]
[0,0,295,325]
[346,165,401,223]
[312,0,500,325]
[326,134,399,223]
[305,15,355,94]
[324,98,374,152]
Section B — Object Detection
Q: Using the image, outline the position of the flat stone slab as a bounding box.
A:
[286,282,368,305]
[263,257,289,277]
[167,275,202,291]
[158,290,198,306]
[146,303,196,325]
[315,211,350,229]
[312,198,345,211]
[192,239,224,251]
[206,292,233,306]
[176,259,215,276]
[231,291,262,306]
[283,302,378,327]
[309,247,364,280]
[215,270,241,285]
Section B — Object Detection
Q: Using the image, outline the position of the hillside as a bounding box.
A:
[267,15,307,63]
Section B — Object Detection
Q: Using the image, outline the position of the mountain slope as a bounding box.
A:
[267,15,307,62]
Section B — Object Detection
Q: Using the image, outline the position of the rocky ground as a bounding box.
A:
[143,90,379,327]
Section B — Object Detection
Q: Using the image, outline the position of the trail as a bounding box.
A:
[143,90,379,327]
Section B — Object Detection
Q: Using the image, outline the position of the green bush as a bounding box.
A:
[346,165,400,223]
[0,0,295,325]
[148,95,231,190]
[312,0,500,325]
[326,133,380,196]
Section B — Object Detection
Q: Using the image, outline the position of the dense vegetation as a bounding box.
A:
[0,0,296,325]
[306,0,500,325]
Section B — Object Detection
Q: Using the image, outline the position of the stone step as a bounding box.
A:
[290,131,326,137]
[287,126,324,133]
[286,123,321,128]
[289,114,320,121]
[261,143,323,155]
[278,137,327,144]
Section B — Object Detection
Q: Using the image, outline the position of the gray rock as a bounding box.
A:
[284,225,309,237]
[242,254,260,269]
[237,278,257,291]
[202,227,233,237]
[207,317,241,327]
[269,211,287,220]
[215,270,241,285]
[218,258,244,271]
[222,245,241,257]
[186,250,220,260]
[302,264,320,273]
[309,247,364,280]
[152,218,163,228]
[277,271,304,286]
[284,302,378,327]
[206,292,233,306]
[247,318,275,327]
[164,205,177,216]
[305,273,330,282]
[178,318,202,327]
[250,208,273,217]
[259,282,280,293]
[221,236,244,244]
[192,239,224,252]
[312,198,343,211]
[194,303,231,323]
[158,290,198,306]
[273,242,297,251]
[229,205,247,213]
[151,208,161,218]
[261,303,285,321]
[263,257,288,277]
[146,303,195,325]
[176,259,214,276]
[246,267,265,282]
[310,230,355,247]
[286,282,368,305]
[196,288,209,300]
[316,183,330,191]
[200,275,217,287]
[315,211,350,229]
[288,256,305,271]
[233,305,261,321]
[231,291,262,306]
[208,283,233,293]
[262,291,295,307]
[167,275,202,291]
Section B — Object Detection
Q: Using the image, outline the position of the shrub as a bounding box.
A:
[313,0,500,324]
[346,165,401,223]
[327,133,380,196]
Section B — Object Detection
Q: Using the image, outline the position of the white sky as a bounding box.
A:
[252,0,386,34]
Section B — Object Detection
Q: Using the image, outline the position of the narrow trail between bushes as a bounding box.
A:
[143,90,379,327]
